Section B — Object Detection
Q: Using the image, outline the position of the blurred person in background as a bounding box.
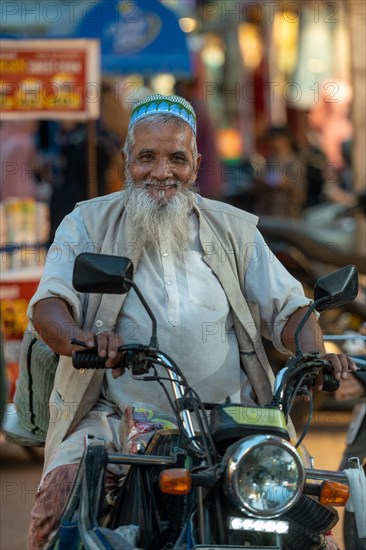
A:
[48,82,128,243]
[0,120,39,200]
[300,127,328,209]
[321,138,359,209]
[307,80,358,211]
[175,74,224,200]
[99,80,130,193]
[308,79,353,173]
[48,120,112,242]
[254,126,306,218]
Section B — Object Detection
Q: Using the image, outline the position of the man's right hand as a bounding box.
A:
[33,298,125,378]
[71,330,125,378]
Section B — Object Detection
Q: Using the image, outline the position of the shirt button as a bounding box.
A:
[166,280,173,285]
[162,252,168,257]
[95,320,103,328]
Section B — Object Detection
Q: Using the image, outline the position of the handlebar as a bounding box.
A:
[71,341,156,373]
[73,350,117,370]
[72,342,341,425]
[71,340,204,456]
[323,364,341,392]
[273,353,340,417]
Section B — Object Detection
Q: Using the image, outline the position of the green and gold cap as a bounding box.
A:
[129,94,197,134]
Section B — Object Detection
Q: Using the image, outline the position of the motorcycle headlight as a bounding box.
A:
[225,435,304,518]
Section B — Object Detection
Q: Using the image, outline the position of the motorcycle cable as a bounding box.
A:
[140,365,208,459]
[283,371,309,421]
[295,389,313,449]
[153,351,219,464]
[273,353,329,414]
[137,355,217,464]
[277,357,338,449]
[188,386,219,463]
[272,355,326,447]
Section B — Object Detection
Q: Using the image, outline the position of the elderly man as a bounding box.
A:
[28,94,354,548]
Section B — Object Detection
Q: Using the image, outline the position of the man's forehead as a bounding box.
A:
[133,122,192,149]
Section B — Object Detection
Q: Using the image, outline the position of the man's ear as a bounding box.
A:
[195,154,202,174]
[121,150,126,165]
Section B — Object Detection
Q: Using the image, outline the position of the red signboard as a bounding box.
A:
[0,269,43,400]
[0,39,100,120]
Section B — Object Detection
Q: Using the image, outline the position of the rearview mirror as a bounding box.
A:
[314,265,358,312]
[73,253,133,294]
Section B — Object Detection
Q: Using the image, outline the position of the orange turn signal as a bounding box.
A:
[159,468,192,495]
[320,481,350,506]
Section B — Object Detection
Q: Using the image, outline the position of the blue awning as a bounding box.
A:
[52,0,193,77]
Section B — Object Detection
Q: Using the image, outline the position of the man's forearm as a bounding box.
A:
[281,306,326,355]
[32,297,83,356]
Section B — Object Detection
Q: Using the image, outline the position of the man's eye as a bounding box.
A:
[172,155,185,162]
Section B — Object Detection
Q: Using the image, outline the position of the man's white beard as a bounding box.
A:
[124,173,197,257]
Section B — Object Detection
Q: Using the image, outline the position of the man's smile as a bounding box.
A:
[145,182,178,189]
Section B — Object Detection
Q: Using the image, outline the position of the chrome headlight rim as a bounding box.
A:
[225,434,305,518]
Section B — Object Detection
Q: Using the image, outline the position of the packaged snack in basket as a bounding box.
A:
[121,403,177,454]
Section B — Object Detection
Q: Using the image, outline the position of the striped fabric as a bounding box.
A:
[14,330,58,437]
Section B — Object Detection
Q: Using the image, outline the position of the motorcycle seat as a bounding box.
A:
[2,403,45,447]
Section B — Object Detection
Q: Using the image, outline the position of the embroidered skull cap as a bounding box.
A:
[128,94,197,134]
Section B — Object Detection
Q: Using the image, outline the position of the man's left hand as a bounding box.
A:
[317,353,358,390]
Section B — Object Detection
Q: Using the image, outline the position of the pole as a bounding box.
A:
[87,119,98,198]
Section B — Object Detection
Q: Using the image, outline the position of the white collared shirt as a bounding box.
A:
[102,214,310,413]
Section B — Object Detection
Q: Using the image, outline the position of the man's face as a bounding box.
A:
[124,121,201,203]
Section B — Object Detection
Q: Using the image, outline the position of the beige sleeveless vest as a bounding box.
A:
[44,192,276,470]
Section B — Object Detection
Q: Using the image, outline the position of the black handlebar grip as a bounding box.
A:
[72,351,107,369]
[322,367,340,392]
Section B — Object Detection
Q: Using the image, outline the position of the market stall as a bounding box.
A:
[0,38,101,398]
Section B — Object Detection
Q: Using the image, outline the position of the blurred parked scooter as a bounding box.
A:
[332,326,366,550]
[257,192,366,325]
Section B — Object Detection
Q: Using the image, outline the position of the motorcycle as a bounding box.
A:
[47,255,366,550]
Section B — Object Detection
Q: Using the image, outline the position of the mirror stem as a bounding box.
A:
[294,297,328,355]
[125,279,159,348]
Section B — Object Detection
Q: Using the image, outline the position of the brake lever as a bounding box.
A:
[293,355,340,393]
[125,350,151,375]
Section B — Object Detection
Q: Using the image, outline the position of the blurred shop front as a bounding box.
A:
[2,1,361,193]
[190,0,365,255]
[185,1,358,194]
[1,1,363,187]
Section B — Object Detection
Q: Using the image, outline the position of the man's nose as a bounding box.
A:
[150,159,172,180]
